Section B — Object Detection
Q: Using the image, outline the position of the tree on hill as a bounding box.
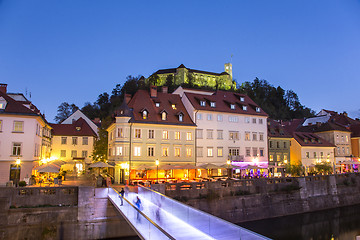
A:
[54,102,79,123]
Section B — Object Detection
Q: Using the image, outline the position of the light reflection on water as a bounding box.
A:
[238,204,360,240]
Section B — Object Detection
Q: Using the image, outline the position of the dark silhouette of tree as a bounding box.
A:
[91,116,112,162]
[54,102,79,123]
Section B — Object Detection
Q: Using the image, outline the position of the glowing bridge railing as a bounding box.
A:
[108,186,270,240]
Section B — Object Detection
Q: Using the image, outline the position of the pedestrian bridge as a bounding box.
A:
[108,186,270,240]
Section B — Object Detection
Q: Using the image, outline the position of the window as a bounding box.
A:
[175,131,180,140]
[217,147,223,157]
[347,147,350,155]
[217,130,223,139]
[72,137,78,145]
[217,114,223,122]
[245,132,250,141]
[240,97,245,102]
[197,113,202,120]
[277,155,281,161]
[242,106,247,111]
[142,110,148,119]
[134,147,141,156]
[346,136,349,143]
[172,104,176,109]
[229,131,239,140]
[197,147,203,157]
[256,107,261,112]
[284,154,288,161]
[179,114,183,122]
[320,152,324,159]
[155,102,160,107]
[175,147,181,157]
[210,102,216,107]
[336,135,339,143]
[245,117,250,123]
[186,148,192,157]
[207,129,213,139]
[252,132,257,141]
[13,121,24,132]
[61,137,67,145]
[246,147,251,157]
[259,133,264,141]
[252,118,256,124]
[116,146,123,156]
[230,104,235,110]
[277,142,280,148]
[148,130,155,139]
[82,151,88,158]
[341,136,344,142]
[228,116,239,122]
[0,120,2,131]
[207,147,213,157]
[186,132,192,141]
[12,142,21,156]
[135,129,141,138]
[0,102,5,109]
[259,119,263,124]
[162,130,169,139]
[313,152,317,158]
[60,150,66,158]
[342,147,345,154]
[269,154,274,161]
[253,148,258,157]
[200,101,206,106]
[229,148,240,156]
[161,112,167,120]
[337,147,340,155]
[270,141,273,148]
[71,150,77,158]
[196,129,203,139]
[118,128,124,138]
[259,148,264,157]
[148,147,154,157]
[162,147,169,157]
[306,152,310,158]
[207,114,212,121]
[82,137,88,145]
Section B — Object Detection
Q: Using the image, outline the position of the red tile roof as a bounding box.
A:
[126,89,195,126]
[0,91,42,116]
[51,117,97,137]
[351,124,360,138]
[293,132,335,147]
[268,119,292,138]
[184,90,268,116]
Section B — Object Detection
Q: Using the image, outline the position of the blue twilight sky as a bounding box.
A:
[0,0,360,122]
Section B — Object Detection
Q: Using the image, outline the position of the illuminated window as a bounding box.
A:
[217,147,223,157]
[135,129,141,138]
[179,114,183,122]
[162,130,169,139]
[134,147,141,156]
[172,104,176,109]
[242,106,247,111]
[175,131,180,140]
[116,146,123,156]
[186,148,192,157]
[229,131,239,140]
[240,97,245,102]
[245,132,250,141]
[269,155,273,161]
[186,132,192,141]
[210,102,216,107]
[155,102,160,107]
[175,147,181,157]
[256,107,260,112]
[200,101,206,106]
[118,128,124,138]
[229,148,239,156]
[230,104,235,110]
[161,112,167,120]
[13,121,23,132]
[162,147,169,157]
[142,110,148,119]
[207,147,213,157]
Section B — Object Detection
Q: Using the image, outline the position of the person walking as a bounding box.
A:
[119,188,125,206]
[135,196,142,221]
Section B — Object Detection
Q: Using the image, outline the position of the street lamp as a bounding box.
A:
[155,160,159,183]
[15,157,21,187]
[227,159,231,178]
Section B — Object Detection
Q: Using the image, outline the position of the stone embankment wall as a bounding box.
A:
[152,173,360,223]
[0,187,137,240]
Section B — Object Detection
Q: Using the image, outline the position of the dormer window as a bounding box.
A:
[179,114,183,122]
[76,127,81,131]
[230,104,235,110]
[0,97,7,109]
[155,102,160,107]
[256,107,260,112]
[0,102,5,109]
[142,110,148,119]
[242,106,247,111]
[172,104,176,110]
[240,97,245,102]
[210,102,216,108]
[161,111,167,120]
[200,101,206,107]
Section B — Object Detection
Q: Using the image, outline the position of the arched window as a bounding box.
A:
[143,110,148,119]
[161,112,167,120]
[179,114,183,122]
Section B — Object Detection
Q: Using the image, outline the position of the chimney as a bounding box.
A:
[162,86,168,93]
[125,94,131,104]
[0,83,7,93]
[343,111,348,117]
[150,85,157,98]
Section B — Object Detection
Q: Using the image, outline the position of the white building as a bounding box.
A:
[0,84,52,185]
[173,87,269,168]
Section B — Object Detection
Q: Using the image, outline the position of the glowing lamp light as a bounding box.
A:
[252,158,259,164]
[284,160,288,164]
[16,158,21,165]
[155,160,159,166]
[120,162,129,169]
[226,160,231,165]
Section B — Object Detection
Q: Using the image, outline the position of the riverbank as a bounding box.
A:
[152,173,360,223]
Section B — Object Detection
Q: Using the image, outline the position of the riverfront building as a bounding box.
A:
[0,84,52,185]
[173,86,268,170]
[107,86,196,184]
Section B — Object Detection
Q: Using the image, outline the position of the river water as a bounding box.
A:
[238,204,360,240]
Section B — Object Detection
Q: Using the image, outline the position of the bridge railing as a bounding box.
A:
[139,186,270,240]
[108,187,175,240]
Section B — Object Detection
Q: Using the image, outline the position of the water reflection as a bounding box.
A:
[239,204,360,240]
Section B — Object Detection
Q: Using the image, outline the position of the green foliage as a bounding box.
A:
[148,74,161,86]
[54,102,79,123]
[285,164,304,177]
[91,116,112,162]
[238,78,314,120]
[18,181,27,187]
[315,163,333,174]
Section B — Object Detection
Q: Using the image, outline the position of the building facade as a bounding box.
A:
[107,87,196,184]
[173,86,268,169]
[0,84,52,185]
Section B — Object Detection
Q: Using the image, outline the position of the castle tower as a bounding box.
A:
[224,63,232,79]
